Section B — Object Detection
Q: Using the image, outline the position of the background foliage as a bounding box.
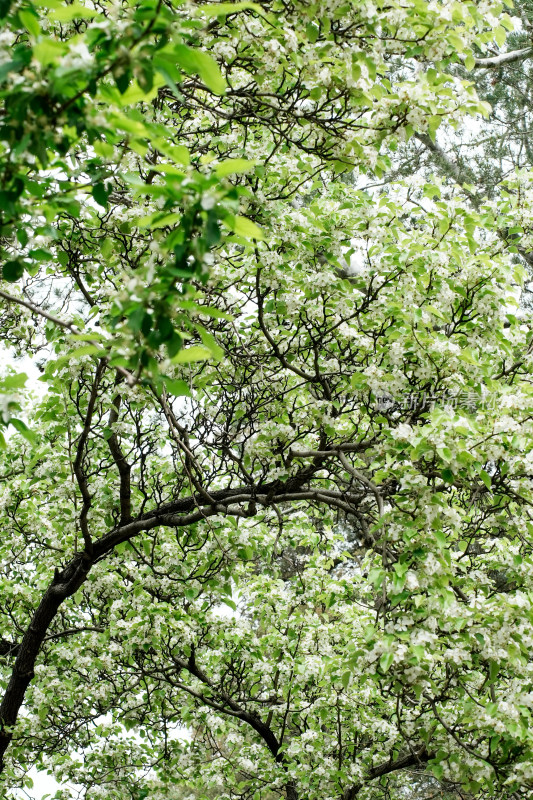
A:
[1,1,533,799]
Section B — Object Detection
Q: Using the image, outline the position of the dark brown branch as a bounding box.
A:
[73,361,106,556]
[106,389,132,524]
[0,552,91,770]
[167,651,298,800]
[0,640,19,658]
[368,745,434,780]
[0,460,345,773]
[173,651,282,761]
[256,268,316,383]
[343,746,434,799]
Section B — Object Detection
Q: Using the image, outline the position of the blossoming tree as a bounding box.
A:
[1,1,533,799]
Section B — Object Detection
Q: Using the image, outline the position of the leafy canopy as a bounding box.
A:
[1,1,533,800]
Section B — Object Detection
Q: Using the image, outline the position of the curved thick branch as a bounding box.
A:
[0,552,91,770]
[471,47,533,68]
[343,746,434,799]
[0,459,366,772]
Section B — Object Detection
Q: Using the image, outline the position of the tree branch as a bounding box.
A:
[0,640,19,658]
[414,133,479,204]
[0,461,349,770]
[343,746,434,799]
[73,361,106,556]
[0,288,137,386]
[470,47,533,68]
[106,387,132,524]
[415,134,533,268]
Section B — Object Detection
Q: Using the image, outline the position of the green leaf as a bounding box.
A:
[137,63,154,93]
[196,325,224,360]
[224,215,263,240]
[167,332,183,359]
[115,68,131,95]
[494,26,507,47]
[92,182,110,208]
[427,115,441,142]
[108,113,152,138]
[2,260,24,282]
[168,145,190,166]
[379,652,394,672]
[215,158,256,178]
[306,22,319,43]
[93,140,115,159]
[10,418,37,445]
[434,529,446,548]
[70,345,103,360]
[163,378,191,397]
[155,65,183,100]
[115,77,162,106]
[0,0,12,20]
[19,9,40,37]
[0,373,27,391]
[172,346,212,363]
[479,469,492,490]
[32,39,66,66]
[441,468,454,484]
[436,446,452,462]
[477,100,492,118]
[234,216,263,239]
[205,211,221,246]
[447,31,465,53]
[127,307,148,333]
[49,2,97,21]
[54,346,103,369]
[173,45,226,95]
[29,248,52,262]
[201,2,263,15]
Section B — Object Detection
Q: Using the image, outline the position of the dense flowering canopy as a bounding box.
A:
[1,1,533,799]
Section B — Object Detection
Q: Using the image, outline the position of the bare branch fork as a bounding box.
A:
[288,445,384,515]
[146,651,433,800]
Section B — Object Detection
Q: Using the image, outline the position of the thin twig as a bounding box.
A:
[0,287,138,386]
